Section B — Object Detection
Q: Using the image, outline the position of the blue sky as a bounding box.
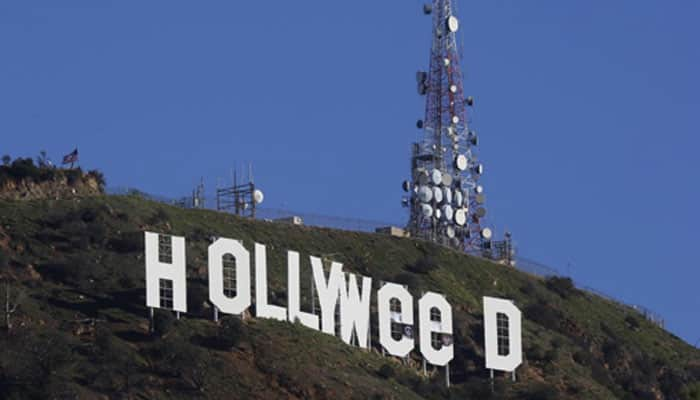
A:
[1,1,698,345]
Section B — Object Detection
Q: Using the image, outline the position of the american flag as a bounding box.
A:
[62,148,78,165]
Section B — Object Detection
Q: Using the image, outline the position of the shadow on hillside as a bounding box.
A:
[46,288,147,320]
[114,329,152,343]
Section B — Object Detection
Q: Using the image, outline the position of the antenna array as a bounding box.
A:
[216,164,264,218]
[404,0,493,253]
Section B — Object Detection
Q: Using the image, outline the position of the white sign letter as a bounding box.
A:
[208,238,251,315]
[483,296,522,372]
[145,232,187,312]
[254,243,287,321]
[339,273,372,348]
[287,251,319,330]
[378,283,414,357]
[418,292,453,366]
[311,256,345,335]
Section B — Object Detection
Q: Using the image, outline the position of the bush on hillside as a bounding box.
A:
[148,208,169,225]
[187,284,209,315]
[521,383,560,400]
[217,316,245,350]
[108,232,144,253]
[545,276,577,299]
[153,310,176,337]
[407,255,438,274]
[524,301,564,331]
[0,156,106,191]
[86,169,106,188]
[377,364,395,379]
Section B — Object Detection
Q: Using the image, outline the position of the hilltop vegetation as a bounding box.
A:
[0,155,105,200]
[0,194,698,399]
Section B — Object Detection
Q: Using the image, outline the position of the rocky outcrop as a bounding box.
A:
[0,175,103,201]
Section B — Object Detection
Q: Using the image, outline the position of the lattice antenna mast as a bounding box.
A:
[404,0,493,252]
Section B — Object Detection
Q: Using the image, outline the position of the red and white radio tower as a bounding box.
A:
[403,0,493,254]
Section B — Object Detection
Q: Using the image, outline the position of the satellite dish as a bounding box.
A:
[481,228,493,240]
[451,115,460,124]
[476,194,486,204]
[402,180,411,192]
[442,205,454,221]
[446,226,456,238]
[416,119,424,129]
[434,208,442,220]
[401,197,409,207]
[253,190,264,205]
[431,169,443,185]
[419,186,433,203]
[447,16,460,33]
[449,85,458,94]
[443,58,450,67]
[441,173,453,186]
[433,187,444,203]
[454,209,467,226]
[416,71,428,83]
[423,3,433,15]
[475,185,484,194]
[443,187,452,204]
[454,190,463,207]
[474,164,484,175]
[455,154,468,171]
[476,207,487,218]
[421,204,434,218]
[466,96,474,107]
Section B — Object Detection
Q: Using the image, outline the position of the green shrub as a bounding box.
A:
[87,169,106,189]
[217,316,245,349]
[8,158,40,181]
[625,315,641,331]
[407,256,438,274]
[187,284,209,315]
[109,232,144,253]
[153,310,176,337]
[523,384,560,400]
[545,276,577,299]
[524,301,563,331]
[377,363,395,379]
[148,208,169,225]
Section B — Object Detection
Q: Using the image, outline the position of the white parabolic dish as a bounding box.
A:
[431,169,443,185]
[454,190,463,207]
[442,205,454,221]
[419,186,433,203]
[253,190,264,205]
[455,154,468,171]
[433,187,444,203]
[443,187,452,204]
[447,16,460,33]
[454,208,466,226]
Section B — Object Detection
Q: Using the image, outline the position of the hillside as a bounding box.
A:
[0,194,699,399]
